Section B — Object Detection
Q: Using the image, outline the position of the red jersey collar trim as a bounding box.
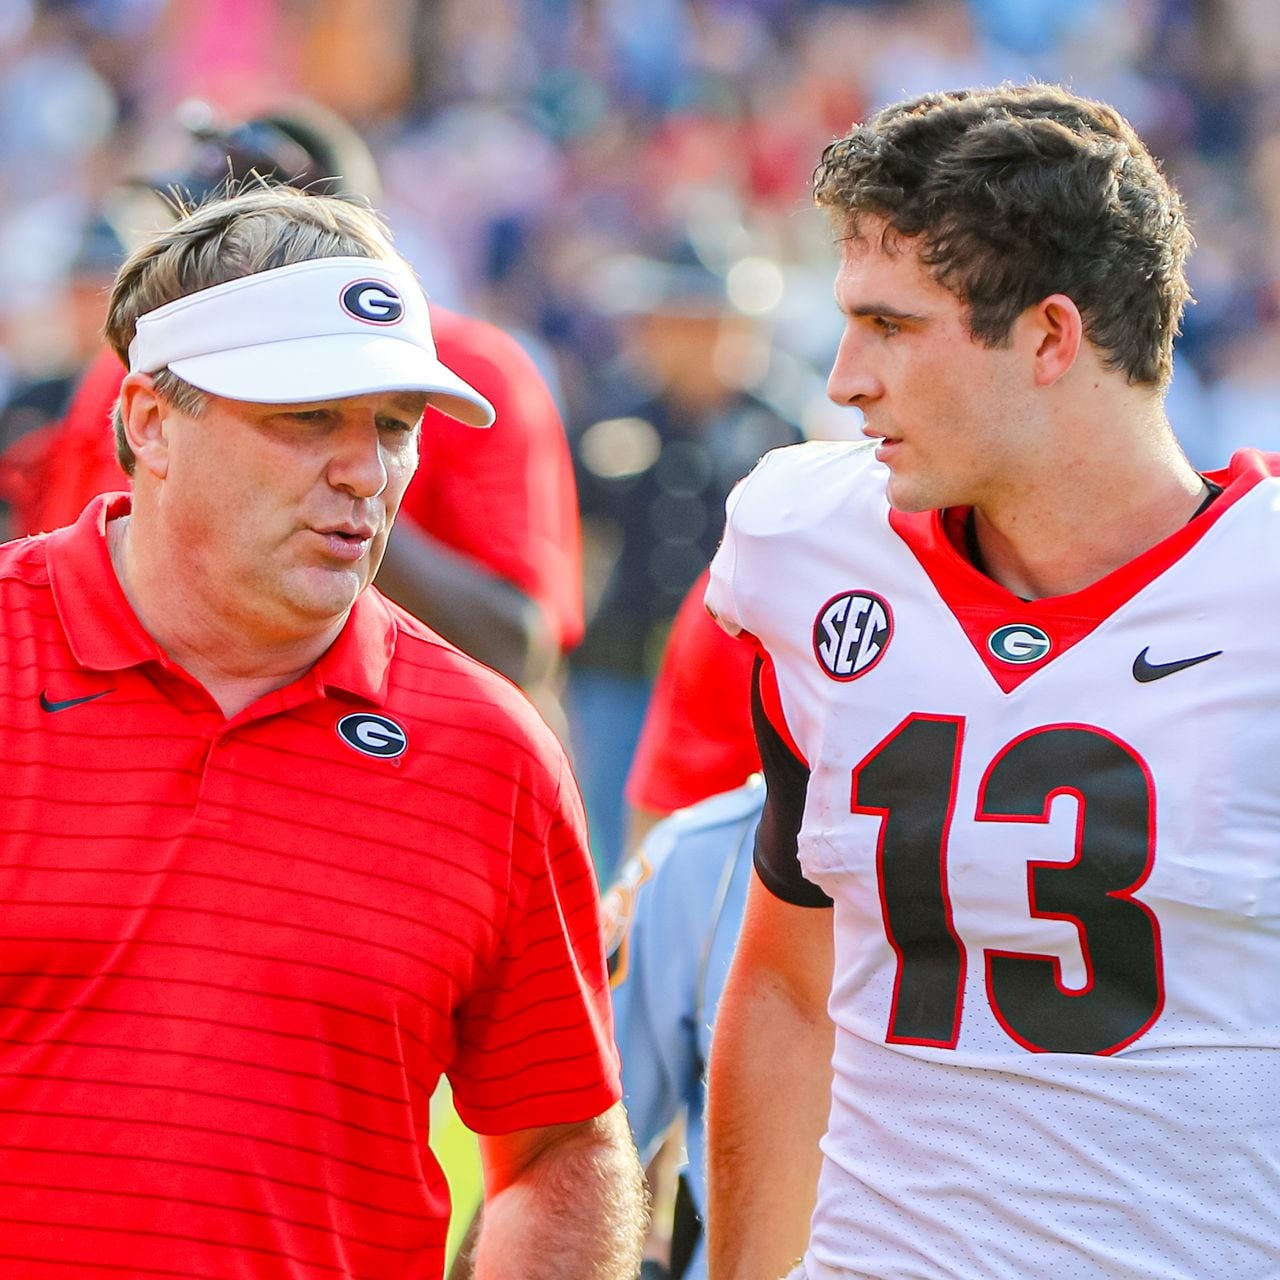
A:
[888,448,1272,693]
[46,493,396,703]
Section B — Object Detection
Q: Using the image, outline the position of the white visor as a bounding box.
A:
[128,256,495,427]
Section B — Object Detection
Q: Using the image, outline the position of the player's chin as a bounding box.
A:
[883,476,937,514]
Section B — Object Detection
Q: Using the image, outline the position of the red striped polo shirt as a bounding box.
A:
[0,495,619,1279]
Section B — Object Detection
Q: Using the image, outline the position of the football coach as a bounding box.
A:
[0,184,644,1279]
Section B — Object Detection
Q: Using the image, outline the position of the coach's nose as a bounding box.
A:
[328,416,389,499]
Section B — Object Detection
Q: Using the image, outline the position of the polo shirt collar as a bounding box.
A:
[47,493,163,672]
[313,586,397,705]
[46,493,397,704]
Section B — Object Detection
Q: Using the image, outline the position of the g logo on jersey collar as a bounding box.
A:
[987,623,1052,665]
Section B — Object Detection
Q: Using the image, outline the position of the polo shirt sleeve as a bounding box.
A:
[449,749,621,1134]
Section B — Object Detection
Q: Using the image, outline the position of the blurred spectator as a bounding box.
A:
[568,244,798,875]
[2,0,1280,717]
[0,208,123,462]
[605,776,764,1280]
[623,566,759,853]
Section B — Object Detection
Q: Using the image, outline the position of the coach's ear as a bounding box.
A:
[1023,293,1084,388]
[117,372,171,480]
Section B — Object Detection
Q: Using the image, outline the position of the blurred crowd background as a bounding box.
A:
[4,0,1280,867]
[7,0,1280,457]
[11,0,1280,463]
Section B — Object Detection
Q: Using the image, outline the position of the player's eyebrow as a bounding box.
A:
[837,298,928,323]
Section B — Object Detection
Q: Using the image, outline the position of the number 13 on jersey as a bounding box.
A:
[853,713,1163,1056]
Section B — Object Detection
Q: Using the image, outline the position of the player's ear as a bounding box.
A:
[117,372,171,480]
[1021,293,1084,388]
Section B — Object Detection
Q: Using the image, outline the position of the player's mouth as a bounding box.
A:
[863,427,902,464]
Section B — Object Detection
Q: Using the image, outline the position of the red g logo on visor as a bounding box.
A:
[341,279,405,324]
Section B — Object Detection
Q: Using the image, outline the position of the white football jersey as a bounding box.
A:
[707,441,1280,1279]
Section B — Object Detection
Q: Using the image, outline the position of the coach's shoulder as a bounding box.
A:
[383,601,562,753]
[0,528,53,586]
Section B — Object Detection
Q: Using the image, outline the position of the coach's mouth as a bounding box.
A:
[313,523,377,561]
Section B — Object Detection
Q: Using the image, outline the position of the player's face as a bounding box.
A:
[826,225,1034,513]
[158,389,426,640]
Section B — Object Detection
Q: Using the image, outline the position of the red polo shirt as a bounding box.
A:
[0,495,618,1278]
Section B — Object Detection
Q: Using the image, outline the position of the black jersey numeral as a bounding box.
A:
[852,715,967,1047]
[852,716,1163,1056]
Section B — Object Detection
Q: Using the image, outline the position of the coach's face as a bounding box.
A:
[140,386,426,642]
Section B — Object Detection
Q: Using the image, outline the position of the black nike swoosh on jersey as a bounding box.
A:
[38,688,114,713]
[1132,647,1222,683]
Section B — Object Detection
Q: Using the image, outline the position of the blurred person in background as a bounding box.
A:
[568,244,798,877]
[606,776,763,1280]
[622,565,760,854]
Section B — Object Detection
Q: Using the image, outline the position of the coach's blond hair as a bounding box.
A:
[104,184,399,474]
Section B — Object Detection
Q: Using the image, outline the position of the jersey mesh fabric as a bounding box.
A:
[0,495,618,1279]
[708,441,1280,1280]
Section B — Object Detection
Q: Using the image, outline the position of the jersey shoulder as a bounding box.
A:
[729,438,884,540]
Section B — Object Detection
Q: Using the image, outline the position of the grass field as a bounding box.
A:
[432,1082,483,1265]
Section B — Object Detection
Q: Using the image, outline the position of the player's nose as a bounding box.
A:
[827,329,882,407]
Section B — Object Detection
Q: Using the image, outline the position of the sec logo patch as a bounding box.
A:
[813,590,893,681]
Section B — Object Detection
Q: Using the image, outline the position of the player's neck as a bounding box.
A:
[967,432,1207,601]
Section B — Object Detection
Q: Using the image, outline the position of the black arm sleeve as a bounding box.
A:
[751,656,834,908]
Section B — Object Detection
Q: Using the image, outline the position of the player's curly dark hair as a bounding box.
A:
[812,83,1193,386]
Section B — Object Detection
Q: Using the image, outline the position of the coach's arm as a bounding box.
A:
[467,1103,646,1278]
[706,876,834,1279]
